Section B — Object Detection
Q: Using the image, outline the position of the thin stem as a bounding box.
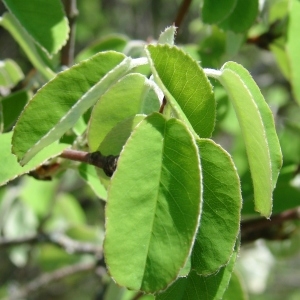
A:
[61,0,78,66]
[59,149,119,177]
[174,0,192,30]
[0,232,102,255]
[241,207,300,243]
[204,68,222,79]
[159,96,167,113]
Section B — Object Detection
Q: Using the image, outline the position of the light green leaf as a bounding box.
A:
[3,0,69,55]
[223,271,248,300]
[156,242,238,300]
[201,0,237,24]
[206,62,282,217]
[192,139,241,274]
[286,0,300,104]
[95,115,146,189]
[145,44,215,138]
[0,12,55,80]
[0,59,24,88]
[88,73,161,151]
[270,41,290,80]
[12,52,146,165]
[0,132,69,186]
[158,25,176,45]
[98,115,146,156]
[104,113,202,293]
[78,163,107,200]
[219,0,259,33]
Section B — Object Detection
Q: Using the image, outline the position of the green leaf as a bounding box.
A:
[0,132,69,186]
[3,0,69,55]
[219,0,259,33]
[201,0,238,24]
[207,61,282,217]
[145,44,215,138]
[0,12,55,80]
[75,34,128,62]
[12,52,145,165]
[0,90,30,131]
[95,115,146,189]
[156,242,239,300]
[158,25,176,45]
[198,27,226,69]
[223,271,248,300]
[0,59,24,88]
[98,115,146,156]
[192,139,242,274]
[270,41,291,80]
[286,0,300,104]
[88,73,161,151]
[104,113,202,293]
[78,163,107,200]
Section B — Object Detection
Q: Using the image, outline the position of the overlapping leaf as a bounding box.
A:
[104,113,202,293]
[1,90,30,131]
[223,272,248,300]
[88,73,161,151]
[207,62,282,217]
[219,0,258,33]
[95,115,146,189]
[3,0,69,55]
[201,0,237,24]
[145,44,215,138]
[12,52,146,165]
[192,139,241,274]
[0,59,24,88]
[75,34,128,62]
[0,132,69,186]
[157,242,238,300]
[0,13,55,80]
[286,0,300,104]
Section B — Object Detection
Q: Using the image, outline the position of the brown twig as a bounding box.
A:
[174,0,192,29]
[59,149,119,177]
[8,261,96,300]
[159,96,167,113]
[0,232,102,255]
[241,207,300,243]
[61,0,78,66]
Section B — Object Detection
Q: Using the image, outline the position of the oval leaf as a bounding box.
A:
[0,132,69,186]
[88,73,161,151]
[208,61,282,217]
[286,0,300,104]
[0,13,55,80]
[12,52,138,165]
[157,242,238,300]
[192,139,242,274]
[104,113,202,293]
[3,0,69,55]
[145,44,216,138]
[201,0,238,24]
[219,0,259,33]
